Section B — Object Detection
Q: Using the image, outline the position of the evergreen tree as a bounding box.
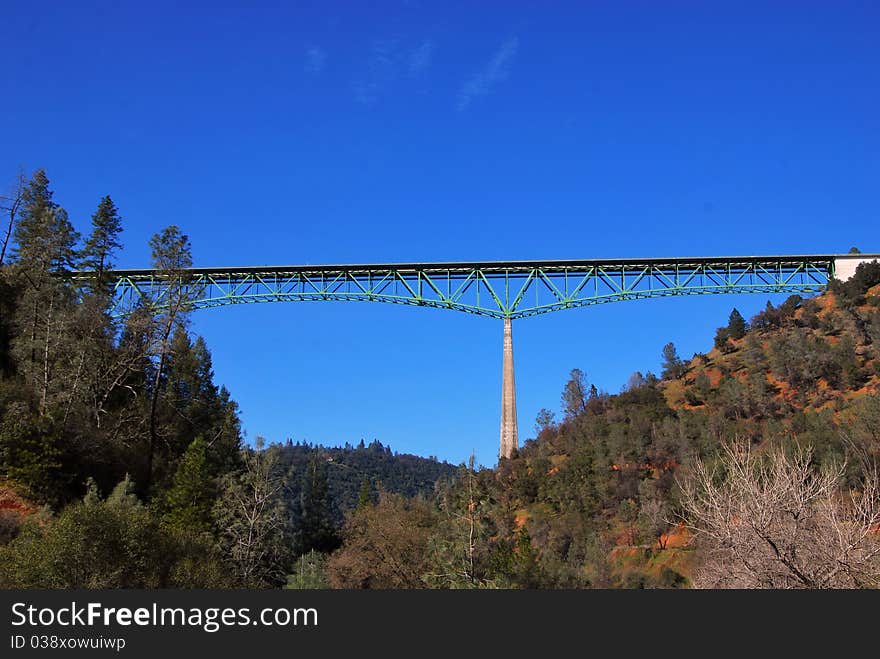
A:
[285,550,329,589]
[162,438,216,535]
[8,171,80,416]
[294,456,341,555]
[727,308,748,340]
[357,475,373,510]
[0,401,62,501]
[660,342,686,379]
[81,195,123,290]
[11,169,78,274]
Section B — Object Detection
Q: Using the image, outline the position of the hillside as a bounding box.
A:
[325,260,880,588]
[499,263,880,586]
[277,440,457,527]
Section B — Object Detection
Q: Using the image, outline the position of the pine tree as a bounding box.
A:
[11,169,78,275]
[81,195,123,289]
[357,476,373,510]
[8,171,80,415]
[660,342,686,379]
[727,308,748,340]
[163,438,216,535]
[295,456,340,555]
[0,401,62,501]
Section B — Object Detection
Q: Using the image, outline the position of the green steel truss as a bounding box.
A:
[70,255,858,320]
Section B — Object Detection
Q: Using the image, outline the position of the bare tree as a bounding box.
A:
[214,440,289,586]
[0,169,26,266]
[679,442,880,588]
[427,454,481,587]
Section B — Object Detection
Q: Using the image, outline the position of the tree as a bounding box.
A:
[0,401,62,501]
[162,437,216,535]
[285,550,329,589]
[145,226,193,493]
[625,371,646,392]
[637,478,672,549]
[357,476,373,510]
[534,408,556,435]
[81,195,123,290]
[326,491,438,588]
[562,368,589,418]
[214,441,291,586]
[11,169,78,274]
[0,169,26,266]
[425,454,495,588]
[660,342,686,379]
[680,443,880,588]
[293,455,340,555]
[0,476,231,588]
[726,308,748,340]
[8,170,80,415]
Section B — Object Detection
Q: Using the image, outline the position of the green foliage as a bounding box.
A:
[562,368,589,418]
[0,401,62,501]
[293,456,341,555]
[0,477,233,588]
[149,225,193,272]
[829,260,880,305]
[357,476,372,510]
[277,440,455,528]
[81,195,123,288]
[11,170,79,274]
[727,308,748,339]
[660,342,686,379]
[161,437,216,535]
[285,550,329,589]
[534,407,556,434]
[715,308,748,348]
[0,170,248,586]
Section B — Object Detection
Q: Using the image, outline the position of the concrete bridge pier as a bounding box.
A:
[499,317,519,459]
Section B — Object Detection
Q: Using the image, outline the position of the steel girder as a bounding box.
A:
[71,255,843,320]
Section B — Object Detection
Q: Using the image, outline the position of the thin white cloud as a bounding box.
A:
[352,36,436,105]
[409,40,434,75]
[304,46,327,75]
[353,38,400,105]
[457,37,519,111]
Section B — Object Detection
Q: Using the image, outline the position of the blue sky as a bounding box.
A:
[3,2,878,467]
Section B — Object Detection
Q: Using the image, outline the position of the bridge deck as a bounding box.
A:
[69,253,879,320]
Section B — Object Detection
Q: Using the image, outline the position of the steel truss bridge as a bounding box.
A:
[76,254,871,320]
[71,253,878,459]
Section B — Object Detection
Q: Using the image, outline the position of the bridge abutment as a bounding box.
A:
[834,255,878,281]
[499,317,518,459]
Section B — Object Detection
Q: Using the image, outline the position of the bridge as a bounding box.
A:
[73,253,878,459]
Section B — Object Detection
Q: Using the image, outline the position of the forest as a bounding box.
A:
[1,169,879,588]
